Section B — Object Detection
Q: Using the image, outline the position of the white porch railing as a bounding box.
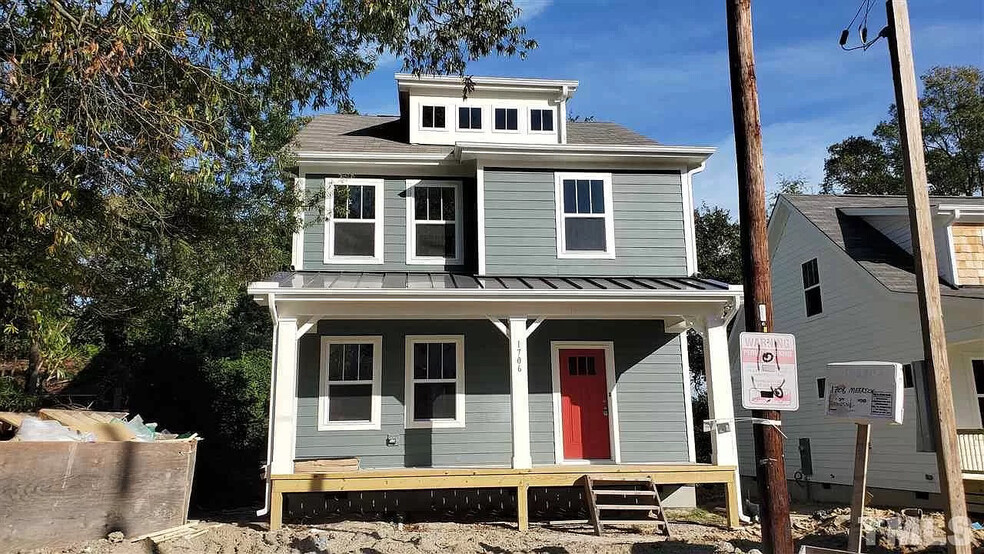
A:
[957,429,984,474]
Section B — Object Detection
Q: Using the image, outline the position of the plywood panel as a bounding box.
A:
[0,440,197,551]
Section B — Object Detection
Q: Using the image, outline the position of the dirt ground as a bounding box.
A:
[23,505,984,554]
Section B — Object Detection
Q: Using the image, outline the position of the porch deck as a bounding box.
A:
[269,463,740,531]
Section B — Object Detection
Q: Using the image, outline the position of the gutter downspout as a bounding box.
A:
[257,293,278,517]
[683,162,706,276]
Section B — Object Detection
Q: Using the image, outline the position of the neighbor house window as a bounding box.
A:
[319,336,382,430]
[494,107,518,131]
[406,180,463,264]
[802,258,822,317]
[554,172,615,259]
[816,378,826,399]
[325,178,384,263]
[422,105,446,129]
[530,109,554,132]
[458,107,482,130]
[974,360,984,425]
[405,335,465,428]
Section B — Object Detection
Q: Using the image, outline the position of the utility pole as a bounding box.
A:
[884,1,970,551]
[725,2,793,554]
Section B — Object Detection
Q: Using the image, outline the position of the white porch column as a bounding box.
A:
[701,315,744,515]
[270,317,299,475]
[508,317,533,469]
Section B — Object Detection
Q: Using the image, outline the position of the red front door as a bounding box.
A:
[559,348,611,460]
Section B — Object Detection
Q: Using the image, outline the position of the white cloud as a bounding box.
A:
[513,0,553,21]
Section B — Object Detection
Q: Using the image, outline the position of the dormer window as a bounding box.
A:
[421,105,446,129]
[494,108,518,131]
[530,109,554,132]
[458,107,482,130]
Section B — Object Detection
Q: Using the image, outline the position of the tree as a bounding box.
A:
[694,203,742,285]
[0,0,535,390]
[769,173,815,212]
[823,65,984,196]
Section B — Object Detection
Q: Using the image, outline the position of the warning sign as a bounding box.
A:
[739,332,799,411]
[825,362,904,424]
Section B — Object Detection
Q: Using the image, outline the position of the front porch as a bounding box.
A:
[269,463,741,531]
[249,271,745,531]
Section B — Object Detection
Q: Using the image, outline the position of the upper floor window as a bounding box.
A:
[421,105,446,129]
[406,180,463,265]
[494,108,518,131]
[319,336,382,430]
[405,335,465,429]
[801,258,822,316]
[554,173,615,259]
[324,178,384,264]
[458,107,482,130]
[530,109,554,132]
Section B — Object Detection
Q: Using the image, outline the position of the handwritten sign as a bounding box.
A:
[825,362,904,424]
[739,332,799,411]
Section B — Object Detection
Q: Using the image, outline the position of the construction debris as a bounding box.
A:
[2,408,193,443]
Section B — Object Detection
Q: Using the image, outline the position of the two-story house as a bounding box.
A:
[247,74,746,531]
[729,194,984,511]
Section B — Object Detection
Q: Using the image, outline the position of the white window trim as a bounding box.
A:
[405,335,466,429]
[405,179,464,265]
[528,107,556,134]
[323,178,385,264]
[492,106,522,133]
[456,105,485,132]
[554,172,616,260]
[549,341,621,464]
[802,257,823,318]
[318,336,383,431]
[419,104,449,132]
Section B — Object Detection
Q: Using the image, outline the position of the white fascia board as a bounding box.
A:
[293,151,453,165]
[456,143,714,169]
[396,73,579,94]
[245,287,742,304]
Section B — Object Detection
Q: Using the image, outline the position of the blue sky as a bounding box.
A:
[344,0,983,214]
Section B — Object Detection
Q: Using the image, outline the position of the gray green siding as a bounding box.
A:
[484,170,688,277]
[295,319,690,468]
[301,175,477,272]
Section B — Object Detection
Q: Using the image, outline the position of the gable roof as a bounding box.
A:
[781,194,984,299]
[290,114,659,155]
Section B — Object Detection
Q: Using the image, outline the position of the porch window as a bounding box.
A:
[554,172,615,259]
[801,258,822,317]
[405,335,465,428]
[324,178,384,263]
[406,180,463,264]
[319,336,382,430]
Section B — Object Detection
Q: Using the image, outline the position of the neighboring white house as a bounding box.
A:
[729,194,984,510]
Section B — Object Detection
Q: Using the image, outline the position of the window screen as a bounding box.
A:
[494,108,518,130]
[331,184,376,257]
[458,107,482,130]
[801,258,823,317]
[412,185,458,260]
[531,109,554,131]
[325,343,375,422]
[422,105,446,128]
[410,341,459,421]
[561,178,608,252]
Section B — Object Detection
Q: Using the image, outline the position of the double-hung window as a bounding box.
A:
[319,336,382,430]
[530,109,554,132]
[458,107,482,130]
[555,172,615,259]
[325,178,384,263]
[801,258,823,317]
[405,336,465,428]
[421,105,446,129]
[494,108,518,131]
[406,180,463,264]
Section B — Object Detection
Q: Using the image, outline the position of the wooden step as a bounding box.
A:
[600,519,667,527]
[596,504,659,511]
[593,490,656,496]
